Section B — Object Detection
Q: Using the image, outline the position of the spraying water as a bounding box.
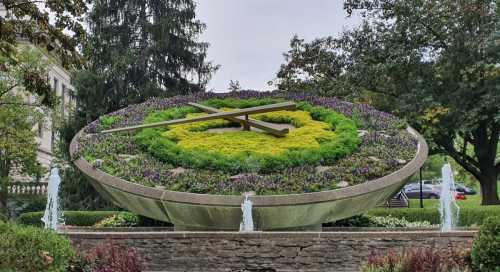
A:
[439,163,460,232]
[42,168,64,230]
[239,194,254,232]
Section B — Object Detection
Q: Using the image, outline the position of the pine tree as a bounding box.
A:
[75,0,218,119]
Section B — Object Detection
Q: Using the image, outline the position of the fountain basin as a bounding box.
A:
[70,126,427,231]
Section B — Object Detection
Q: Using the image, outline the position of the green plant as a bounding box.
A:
[133,99,360,174]
[94,212,139,228]
[0,222,74,272]
[368,206,500,227]
[17,211,122,227]
[368,216,432,228]
[99,115,122,130]
[472,216,500,272]
[331,214,432,228]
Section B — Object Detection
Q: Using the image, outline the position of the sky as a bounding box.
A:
[195,0,361,92]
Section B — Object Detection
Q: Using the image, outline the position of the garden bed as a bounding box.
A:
[77,91,417,195]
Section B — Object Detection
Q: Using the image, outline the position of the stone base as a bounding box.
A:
[66,230,476,272]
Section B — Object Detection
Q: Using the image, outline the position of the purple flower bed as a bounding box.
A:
[78,91,417,195]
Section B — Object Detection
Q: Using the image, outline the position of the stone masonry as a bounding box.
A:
[65,230,475,272]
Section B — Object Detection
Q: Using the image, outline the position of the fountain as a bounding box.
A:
[70,93,428,230]
[439,163,460,232]
[239,194,254,232]
[41,168,64,230]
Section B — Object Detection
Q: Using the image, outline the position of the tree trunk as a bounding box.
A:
[479,174,500,205]
[0,176,8,216]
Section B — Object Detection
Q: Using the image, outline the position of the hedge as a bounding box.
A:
[17,211,122,227]
[368,206,500,227]
[17,211,173,227]
[0,222,74,271]
[472,216,500,271]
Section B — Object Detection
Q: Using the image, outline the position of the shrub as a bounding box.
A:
[472,216,500,272]
[94,212,139,228]
[133,100,360,174]
[0,222,74,272]
[18,211,122,227]
[361,247,472,272]
[69,242,143,272]
[368,206,500,227]
[330,214,432,228]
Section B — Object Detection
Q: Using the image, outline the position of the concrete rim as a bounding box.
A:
[70,126,428,207]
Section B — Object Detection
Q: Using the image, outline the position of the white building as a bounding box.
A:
[37,57,75,170]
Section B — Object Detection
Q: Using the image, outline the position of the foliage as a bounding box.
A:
[0,0,86,69]
[79,92,416,195]
[133,99,359,173]
[368,206,500,227]
[17,211,123,227]
[94,212,139,228]
[99,115,122,130]
[69,242,143,272]
[360,248,472,272]
[74,0,218,122]
[277,0,500,205]
[0,48,51,215]
[0,222,74,272]
[368,216,432,228]
[7,195,46,219]
[331,214,432,228]
[472,216,500,272]
[56,115,116,211]
[273,35,354,99]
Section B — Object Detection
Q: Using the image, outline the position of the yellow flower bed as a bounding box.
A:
[161,110,336,156]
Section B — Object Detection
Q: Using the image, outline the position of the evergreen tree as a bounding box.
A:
[75,0,218,120]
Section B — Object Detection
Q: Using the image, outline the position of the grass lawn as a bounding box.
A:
[408,194,484,209]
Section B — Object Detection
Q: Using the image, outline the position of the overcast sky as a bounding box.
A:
[195,1,360,92]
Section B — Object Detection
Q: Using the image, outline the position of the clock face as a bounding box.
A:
[126,99,359,174]
[82,93,416,195]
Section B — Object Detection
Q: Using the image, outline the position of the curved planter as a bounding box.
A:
[70,127,428,231]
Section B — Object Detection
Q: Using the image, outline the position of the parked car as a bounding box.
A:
[404,184,441,199]
[403,183,467,200]
[454,183,476,195]
[431,178,476,195]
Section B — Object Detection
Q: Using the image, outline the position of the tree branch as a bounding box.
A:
[4,1,51,10]
[0,84,19,98]
[0,102,42,107]
[447,150,483,181]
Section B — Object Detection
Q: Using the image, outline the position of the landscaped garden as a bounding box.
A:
[2,0,500,270]
[78,91,416,195]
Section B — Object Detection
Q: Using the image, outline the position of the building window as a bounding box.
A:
[53,78,59,93]
[38,120,43,138]
[61,84,66,117]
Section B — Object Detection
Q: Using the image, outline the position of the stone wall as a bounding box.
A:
[65,230,475,272]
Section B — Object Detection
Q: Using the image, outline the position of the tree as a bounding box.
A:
[75,0,218,119]
[273,35,352,97]
[0,48,48,214]
[275,0,500,204]
[228,80,241,92]
[0,0,86,69]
